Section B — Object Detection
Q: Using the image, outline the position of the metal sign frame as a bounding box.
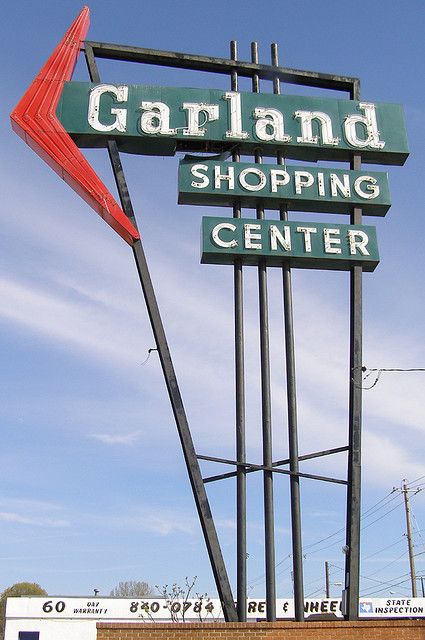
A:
[81,38,364,623]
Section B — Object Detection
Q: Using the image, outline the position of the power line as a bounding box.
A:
[362,537,405,561]
[362,549,407,579]
[410,474,425,487]
[249,484,420,594]
[305,499,404,558]
[302,491,399,556]
[360,501,404,532]
[360,575,411,598]
[361,490,398,518]
[358,366,425,390]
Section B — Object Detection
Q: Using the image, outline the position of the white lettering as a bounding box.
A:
[244,224,262,249]
[224,92,249,139]
[348,230,370,255]
[317,172,325,196]
[214,165,235,189]
[140,101,176,135]
[296,226,317,252]
[239,167,267,191]
[353,176,380,199]
[344,103,385,149]
[88,84,128,133]
[270,169,290,192]
[190,164,210,189]
[182,103,219,136]
[294,171,314,194]
[295,111,339,145]
[212,223,237,248]
[323,228,342,254]
[330,173,351,198]
[270,225,291,251]
[254,108,291,142]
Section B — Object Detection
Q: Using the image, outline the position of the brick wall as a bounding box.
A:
[97,620,425,640]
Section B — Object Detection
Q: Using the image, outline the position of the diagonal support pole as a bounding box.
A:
[84,44,238,623]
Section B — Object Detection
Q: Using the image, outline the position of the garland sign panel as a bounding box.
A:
[57,83,409,164]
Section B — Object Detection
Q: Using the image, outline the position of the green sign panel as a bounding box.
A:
[57,82,409,164]
[179,159,390,216]
[202,217,379,271]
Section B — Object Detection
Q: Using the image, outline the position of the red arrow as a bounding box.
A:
[10,6,140,246]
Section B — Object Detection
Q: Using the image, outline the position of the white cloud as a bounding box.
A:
[0,498,63,512]
[0,276,150,375]
[96,509,198,536]
[88,431,143,445]
[0,511,69,528]
[363,432,425,487]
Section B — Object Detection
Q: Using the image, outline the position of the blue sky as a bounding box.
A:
[1,0,425,602]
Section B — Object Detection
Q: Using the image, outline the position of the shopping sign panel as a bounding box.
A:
[202,217,379,271]
[179,159,391,216]
[57,82,409,164]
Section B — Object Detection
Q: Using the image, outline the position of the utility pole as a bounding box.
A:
[395,480,420,597]
[325,561,330,598]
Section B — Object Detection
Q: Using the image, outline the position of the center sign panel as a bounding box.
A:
[201,217,379,271]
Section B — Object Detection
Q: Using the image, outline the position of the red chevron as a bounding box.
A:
[10,6,140,246]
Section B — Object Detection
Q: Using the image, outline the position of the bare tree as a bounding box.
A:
[155,576,214,622]
[110,581,156,598]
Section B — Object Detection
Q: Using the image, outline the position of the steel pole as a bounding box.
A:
[252,41,276,622]
[231,40,247,622]
[344,74,363,618]
[271,42,305,622]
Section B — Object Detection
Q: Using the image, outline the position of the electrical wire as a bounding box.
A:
[361,490,398,518]
[410,476,425,488]
[249,486,418,592]
[140,347,158,366]
[357,366,425,390]
[303,495,403,558]
[360,493,401,524]
[360,501,404,533]
[325,562,412,598]
[360,575,411,598]
[362,537,405,561]
[362,549,408,579]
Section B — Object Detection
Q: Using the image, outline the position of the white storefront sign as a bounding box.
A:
[5,596,425,640]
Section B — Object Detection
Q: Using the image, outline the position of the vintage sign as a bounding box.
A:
[201,217,379,271]
[179,159,390,215]
[57,82,409,164]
